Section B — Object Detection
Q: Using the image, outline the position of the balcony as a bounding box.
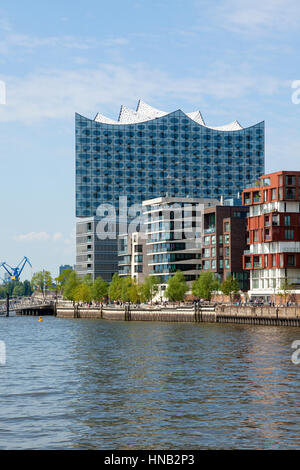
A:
[204,227,216,234]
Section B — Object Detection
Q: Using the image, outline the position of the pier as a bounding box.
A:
[0,296,56,316]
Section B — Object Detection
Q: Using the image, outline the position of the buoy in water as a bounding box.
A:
[38,317,43,322]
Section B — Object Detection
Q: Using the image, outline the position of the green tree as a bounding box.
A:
[91,276,108,303]
[23,280,33,296]
[165,271,188,303]
[12,282,25,297]
[83,273,93,286]
[73,283,92,303]
[63,271,81,302]
[141,276,161,304]
[55,268,73,294]
[279,278,292,305]
[127,279,143,304]
[192,272,220,301]
[108,273,123,301]
[0,286,7,299]
[31,271,53,299]
[220,275,240,302]
[120,277,132,303]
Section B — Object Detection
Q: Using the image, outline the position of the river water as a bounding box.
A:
[0,316,299,450]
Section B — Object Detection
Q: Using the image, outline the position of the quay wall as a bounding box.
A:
[56,303,300,326]
[56,306,214,322]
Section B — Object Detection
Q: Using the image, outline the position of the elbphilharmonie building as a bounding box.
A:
[76,100,265,280]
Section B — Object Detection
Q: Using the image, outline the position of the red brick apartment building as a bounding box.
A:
[202,205,249,290]
[243,171,300,302]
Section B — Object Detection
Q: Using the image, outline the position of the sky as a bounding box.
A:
[0,0,300,279]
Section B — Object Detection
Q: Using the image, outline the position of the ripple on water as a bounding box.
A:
[0,318,300,449]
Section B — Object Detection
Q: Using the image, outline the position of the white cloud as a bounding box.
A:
[53,232,63,241]
[14,232,51,242]
[14,231,64,243]
[206,0,300,35]
[0,63,287,124]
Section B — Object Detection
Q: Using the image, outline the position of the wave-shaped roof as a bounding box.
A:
[94,100,243,131]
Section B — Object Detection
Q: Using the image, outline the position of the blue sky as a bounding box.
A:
[0,0,300,279]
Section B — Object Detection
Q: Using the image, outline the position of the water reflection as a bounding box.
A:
[0,317,299,449]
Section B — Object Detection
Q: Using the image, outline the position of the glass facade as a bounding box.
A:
[76,110,265,217]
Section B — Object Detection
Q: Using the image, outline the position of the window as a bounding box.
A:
[203,248,210,258]
[254,230,259,242]
[284,215,291,226]
[219,259,223,269]
[287,255,295,266]
[204,236,210,245]
[285,229,294,240]
[224,222,230,232]
[286,175,295,185]
[211,260,216,269]
[271,188,277,200]
[224,247,230,257]
[203,260,210,270]
[224,234,230,244]
[219,235,223,244]
[264,255,268,267]
[286,188,295,199]
[225,259,230,269]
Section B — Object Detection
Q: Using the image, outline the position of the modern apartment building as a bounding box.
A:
[142,196,219,283]
[76,100,265,280]
[76,217,119,281]
[118,231,149,283]
[243,171,300,301]
[202,205,249,290]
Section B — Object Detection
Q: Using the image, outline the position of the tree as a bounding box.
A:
[23,280,33,296]
[279,278,292,305]
[55,268,73,294]
[73,283,92,303]
[108,273,123,301]
[127,279,143,304]
[0,286,7,299]
[165,271,188,302]
[83,273,93,286]
[91,276,108,303]
[63,271,81,302]
[141,276,161,304]
[120,277,132,303]
[13,283,25,297]
[192,272,219,301]
[220,275,240,302]
[31,271,53,300]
